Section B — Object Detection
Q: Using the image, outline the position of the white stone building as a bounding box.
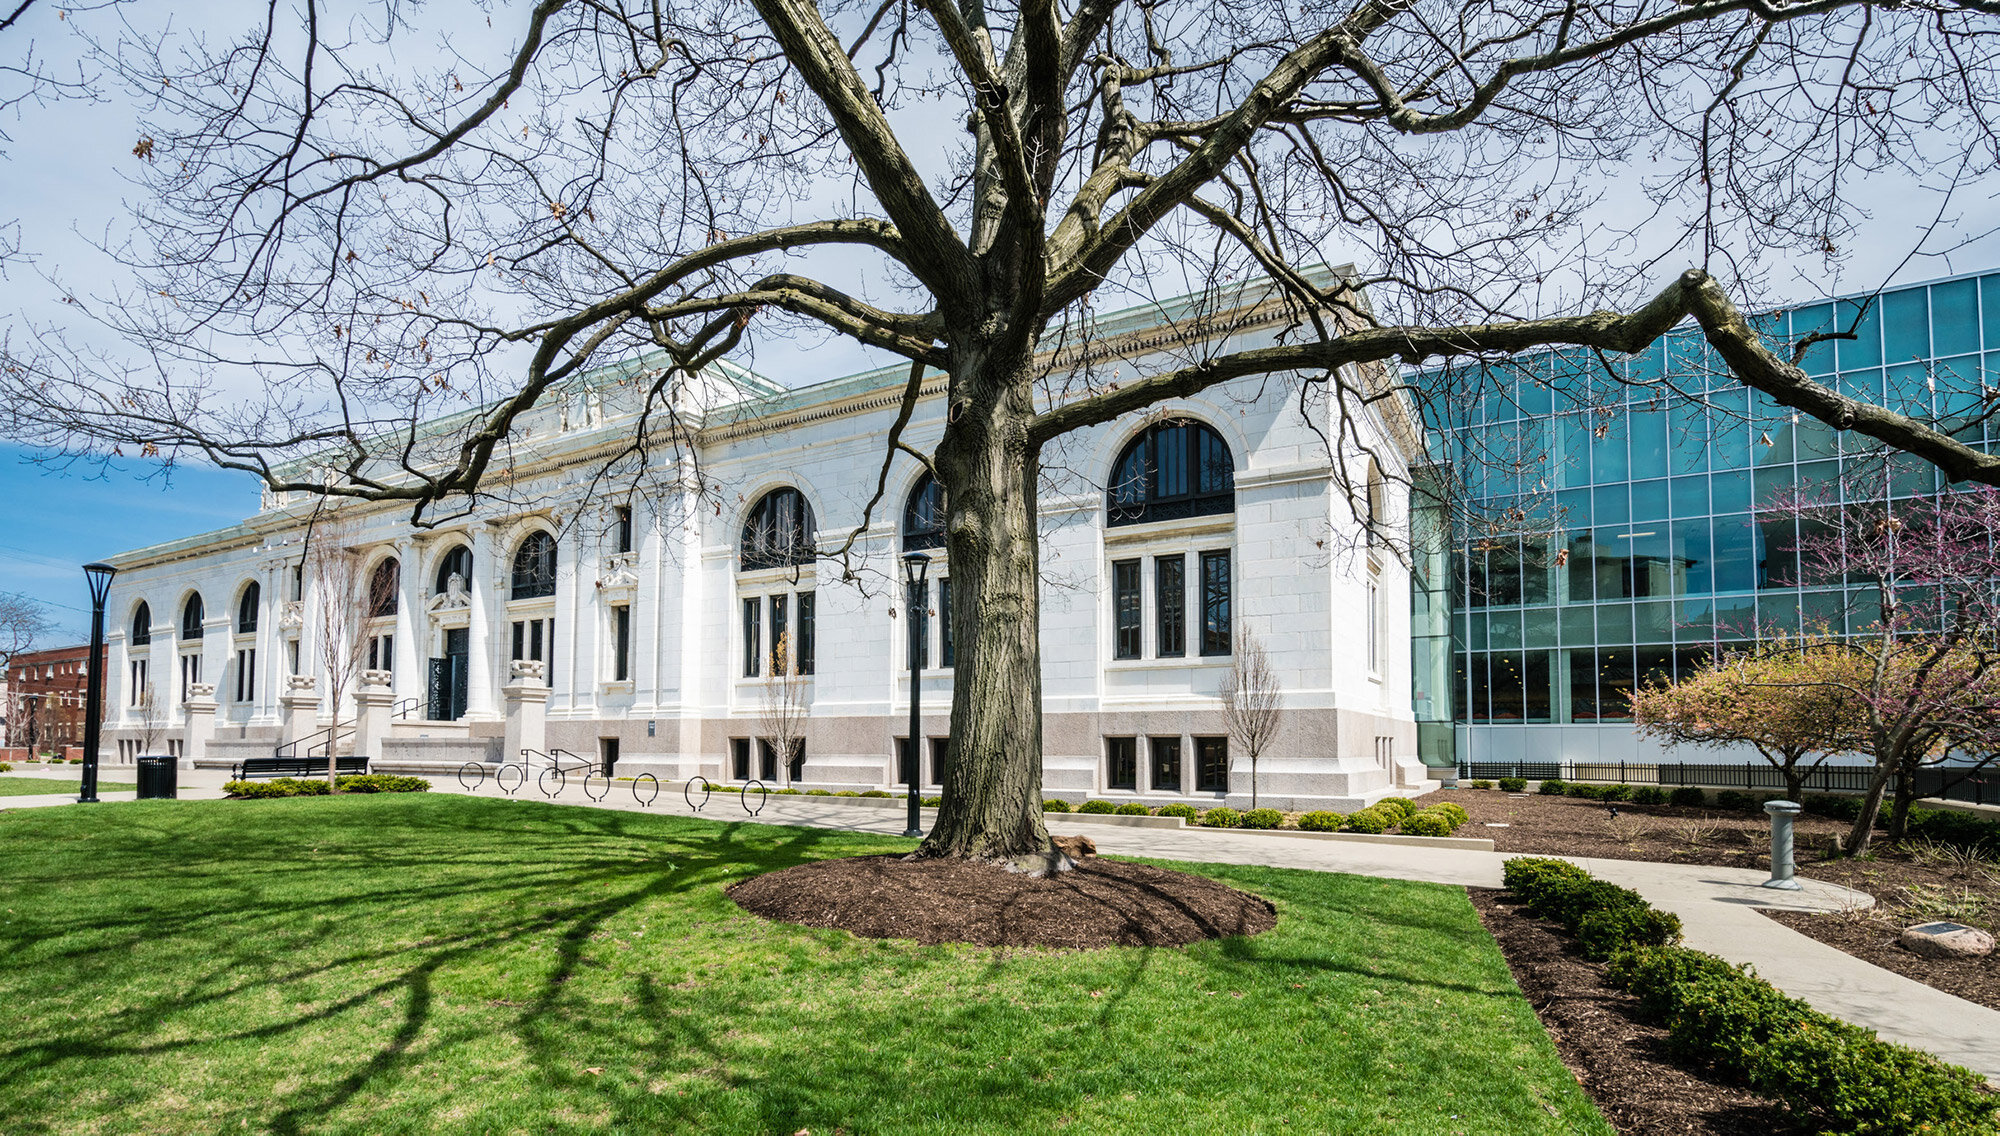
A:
[99,281,1429,811]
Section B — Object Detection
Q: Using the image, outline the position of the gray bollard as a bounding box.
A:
[1761,799,1804,890]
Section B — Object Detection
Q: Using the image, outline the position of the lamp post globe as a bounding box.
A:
[901,551,931,839]
[79,562,118,804]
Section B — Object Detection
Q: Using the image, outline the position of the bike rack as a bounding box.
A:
[456,762,487,791]
[496,764,526,796]
[684,775,712,811]
[741,779,767,816]
[581,770,609,802]
[632,773,659,807]
[537,767,565,798]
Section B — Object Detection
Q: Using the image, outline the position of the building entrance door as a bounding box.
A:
[427,628,470,720]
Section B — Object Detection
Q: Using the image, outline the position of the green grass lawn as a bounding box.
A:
[0,776,138,795]
[0,795,1609,1135]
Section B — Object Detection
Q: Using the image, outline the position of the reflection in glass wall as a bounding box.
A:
[1417,271,2000,728]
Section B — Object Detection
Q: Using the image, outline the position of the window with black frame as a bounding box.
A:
[1196,736,1229,793]
[181,594,205,639]
[741,487,817,570]
[511,531,558,599]
[1107,736,1138,791]
[237,582,260,634]
[131,603,151,645]
[368,559,400,617]
[1107,419,1235,526]
[903,472,946,551]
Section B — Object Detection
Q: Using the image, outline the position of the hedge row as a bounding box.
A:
[1504,856,1996,1136]
[1520,781,2000,850]
[1030,797,1468,836]
[223,774,431,799]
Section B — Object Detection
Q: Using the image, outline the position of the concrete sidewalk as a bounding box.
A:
[11,767,1998,1080]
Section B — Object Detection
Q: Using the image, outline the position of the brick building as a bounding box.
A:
[4,644,101,753]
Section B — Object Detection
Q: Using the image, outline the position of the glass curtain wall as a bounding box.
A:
[1418,271,2000,731]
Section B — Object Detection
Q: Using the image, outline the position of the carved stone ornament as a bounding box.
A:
[597,551,641,594]
[278,601,305,630]
[429,572,471,612]
[359,669,394,688]
[186,683,216,700]
[287,674,318,692]
[510,659,547,680]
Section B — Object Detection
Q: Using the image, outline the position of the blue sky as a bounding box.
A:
[0,445,261,643]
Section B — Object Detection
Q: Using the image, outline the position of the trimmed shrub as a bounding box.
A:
[1577,905,1682,961]
[1904,807,2000,853]
[771,787,802,795]
[223,777,332,799]
[1041,798,1073,813]
[1198,806,1242,828]
[1077,799,1117,814]
[1155,802,1199,821]
[1662,967,1817,1069]
[1803,793,1863,822]
[921,796,942,807]
[1114,802,1151,816]
[1748,1019,1999,1136]
[334,774,430,793]
[1239,807,1283,830]
[1598,784,1632,802]
[1399,811,1454,838]
[859,789,892,798]
[835,790,861,798]
[1296,810,1345,832]
[1538,778,1568,795]
[1629,786,1668,806]
[1668,786,1706,808]
[0,762,12,773]
[1377,797,1419,822]
[1468,779,1493,790]
[1532,877,1648,932]
[1342,808,1392,835]
[805,788,832,796]
[1428,801,1469,828]
[1502,856,1591,896]
[1498,776,1528,793]
[1714,790,1765,812]
[1565,782,1603,800]
[1606,945,1747,1020]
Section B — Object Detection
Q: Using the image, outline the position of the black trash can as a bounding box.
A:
[136,756,178,800]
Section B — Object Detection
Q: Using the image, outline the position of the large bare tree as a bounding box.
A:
[4,0,2000,865]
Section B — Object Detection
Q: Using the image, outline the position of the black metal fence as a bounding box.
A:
[1455,760,1998,806]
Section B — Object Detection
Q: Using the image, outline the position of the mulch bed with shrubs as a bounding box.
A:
[727,853,1277,948]
[1482,857,1998,1136]
[1449,785,2000,1011]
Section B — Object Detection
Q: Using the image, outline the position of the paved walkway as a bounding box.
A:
[8,766,1997,1080]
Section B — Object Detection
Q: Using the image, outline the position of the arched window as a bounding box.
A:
[181,594,206,639]
[740,487,817,571]
[434,545,472,596]
[131,603,152,646]
[368,559,400,617]
[510,531,558,599]
[903,472,946,551]
[1107,419,1235,526]
[236,583,260,634]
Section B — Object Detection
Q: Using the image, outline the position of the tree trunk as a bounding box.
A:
[1844,761,1895,855]
[1885,756,1922,841]
[913,345,1055,869]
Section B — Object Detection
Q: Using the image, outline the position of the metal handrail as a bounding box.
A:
[273,720,355,762]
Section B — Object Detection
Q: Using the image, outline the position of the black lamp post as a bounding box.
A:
[902,550,931,838]
[79,561,117,804]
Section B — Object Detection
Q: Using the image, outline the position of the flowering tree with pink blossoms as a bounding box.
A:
[1760,469,2000,854]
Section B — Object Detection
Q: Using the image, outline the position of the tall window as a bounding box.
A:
[1156,555,1186,657]
[236,583,260,634]
[1107,736,1137,791]
[434,545,471,595]
[511,531,558,599]
[742,598,762,677]
[1108,420,1235,526]
[367,634,394,672]
[1200,550,1232,656]
[129,658,149,706]
[180,594,205,639]
[797,592,816,675]
[903,472,946,551]
[1113,560,1142,659]
[510,617,555,686]
[234,649,256,702]
[909,579,930,669]
[614,505,634,553]
[131,603,151,645]
[741,487,816,570]
[1366,575,1381,674]
[938,579,953,667]
[368,559,400,617]
[1150,737,1182,792]
[770,594,789,673]
[612,605,631,682]
[1196,736,1230,793]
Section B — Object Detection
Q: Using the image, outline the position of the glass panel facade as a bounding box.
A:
[1417,271,1998,734]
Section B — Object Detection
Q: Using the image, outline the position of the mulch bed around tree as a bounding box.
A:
[1453,789,2000,1010]
[1470,888,1806,1136]
[727,854,1276,948]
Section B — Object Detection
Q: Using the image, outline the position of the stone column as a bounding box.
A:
[280,674,321,748]
[466,528,498,720]
[182,683,217,770]
[352,671,395,762]
[503,660,550,766]
[392,537,421,698]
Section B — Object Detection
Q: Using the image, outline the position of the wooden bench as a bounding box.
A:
[230,756,371,780]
